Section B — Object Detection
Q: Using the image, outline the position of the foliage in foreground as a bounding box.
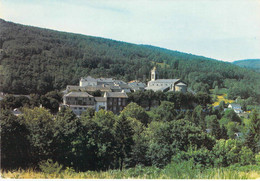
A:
[1,162,260,179]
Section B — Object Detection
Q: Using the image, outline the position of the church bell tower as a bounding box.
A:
[151,67,157,81]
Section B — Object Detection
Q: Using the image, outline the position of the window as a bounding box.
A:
[113,106,116,111]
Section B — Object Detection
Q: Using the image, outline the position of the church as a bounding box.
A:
[145,67,187,93]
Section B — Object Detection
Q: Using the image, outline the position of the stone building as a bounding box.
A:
[64,85,112,94]
[79,76,114,87]
[62,91,128,115]
[78,76,132,93]
[128,81,146,92]
[104,92,128,114]
[146,67,187,92]
[63,91,95,115]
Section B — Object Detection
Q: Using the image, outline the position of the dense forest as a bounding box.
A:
[0,19,260,104]
[1,100,260,172]
[233,59,260,72]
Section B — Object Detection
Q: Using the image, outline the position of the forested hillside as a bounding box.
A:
[0,19,259,102]
[233,59,260,72]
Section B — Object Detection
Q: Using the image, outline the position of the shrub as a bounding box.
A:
[239,146,255,165]
[39,159,63,174]
[172,147,214,168]
[255,152,260,165]
[212,139,255,167]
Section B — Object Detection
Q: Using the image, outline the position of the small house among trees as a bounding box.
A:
[228,103,242,114]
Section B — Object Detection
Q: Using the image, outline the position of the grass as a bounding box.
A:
[1,163,260,179]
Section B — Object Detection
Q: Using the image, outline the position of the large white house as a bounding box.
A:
[145,67,187,93]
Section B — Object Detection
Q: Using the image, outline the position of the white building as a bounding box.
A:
[79,76,114,87]
[62,91,95,115]
[146,67,187,92]
[79,76,132,92]
[228,103,242,113]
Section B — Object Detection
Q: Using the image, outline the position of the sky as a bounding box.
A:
[1,0,260,62]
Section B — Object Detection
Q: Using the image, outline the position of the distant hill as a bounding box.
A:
[233,59,260,72]
[0,18,259,102]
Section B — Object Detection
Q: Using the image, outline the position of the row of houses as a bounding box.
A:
[61,91,128,115]
[61,67,188,115]
[64,78,146,94]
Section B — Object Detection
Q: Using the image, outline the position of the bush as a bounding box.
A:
[39,159,63,174]
[239,147,255,165]
[172,147,214,168]
[212,139,255,167]
[255,152,260,165]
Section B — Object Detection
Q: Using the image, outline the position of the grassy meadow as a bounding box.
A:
[1,163,260,179]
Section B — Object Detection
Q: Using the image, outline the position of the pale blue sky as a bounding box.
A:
[1,0,260,62]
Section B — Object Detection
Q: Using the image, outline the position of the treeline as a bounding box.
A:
[0,90,62,113]
[1,101,259,171]
[233,59,260,72]
[0,19,259,103]
[127,90,211,110]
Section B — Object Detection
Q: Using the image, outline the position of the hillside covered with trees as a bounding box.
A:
[233,59,260,72]
[0,19,260,103]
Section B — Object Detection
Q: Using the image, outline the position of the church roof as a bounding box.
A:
[145,86,170,92]
[148,79,180,83]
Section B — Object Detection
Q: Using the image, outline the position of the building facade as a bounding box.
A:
[104,92,128,114]
[146,67,187,93]
[62,91,128,115]
[80,76,115,87]
[63,91,95,115]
